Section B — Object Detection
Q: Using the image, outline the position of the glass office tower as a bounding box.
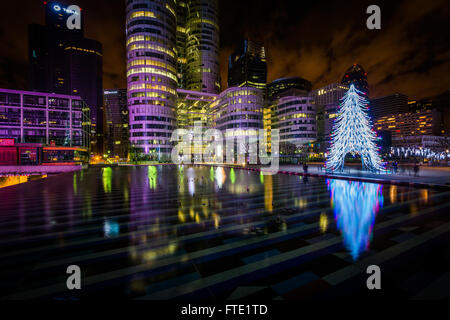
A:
[126,0,178,158]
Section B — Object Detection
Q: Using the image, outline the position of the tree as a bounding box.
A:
[326,84,384,172]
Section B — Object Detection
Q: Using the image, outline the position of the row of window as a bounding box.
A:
[132,139,172,145]
[133,116,173,122]
[127,67,177,81]
[131,124,175,130]
[127,59,176,73]
[127,36,175,57]
[276,106,314,116]
[131,132,172,137]
[0,94,84,110]
[217,122,263,130]
[280,133,316,139]
[128,83,176,95]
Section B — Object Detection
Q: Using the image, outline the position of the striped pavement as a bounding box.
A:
[0,165,449,300]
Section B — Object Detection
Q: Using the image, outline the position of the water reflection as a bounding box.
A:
[102,167,112,193]
[215,167,226,189]
[327,179,383,260]
[0,175,46,189]
[104,219,120,238]
[148,165,157,190]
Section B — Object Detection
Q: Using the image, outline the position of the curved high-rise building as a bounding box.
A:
[341,64,369,96]
[185,0,220,93]
[126,0,178,157]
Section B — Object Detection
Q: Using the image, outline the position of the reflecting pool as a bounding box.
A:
[0,165,449,300]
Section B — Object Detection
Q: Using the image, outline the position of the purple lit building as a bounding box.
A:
[211,87,264,160]
[126,0,178,158]
[0,88,90,165]
[0,88,90,147]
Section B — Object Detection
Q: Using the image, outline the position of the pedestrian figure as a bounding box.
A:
[392,161,398,174]
[303,162,308,174]
[414,163,420,177]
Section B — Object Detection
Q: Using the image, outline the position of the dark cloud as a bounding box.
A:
[0,0,449,100]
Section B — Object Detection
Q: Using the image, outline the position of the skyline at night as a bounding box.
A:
[1,0,450,305]
[0,0,449,100]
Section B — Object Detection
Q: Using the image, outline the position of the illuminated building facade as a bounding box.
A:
[375,109,442,139]
[272,95,316,147]
[265,79,312,152]
[176,1,188,89]
[228,40,267,90]
[0,88,90,148]
[211,87,264,159]
[176,89,218,160]
[184,0,220,93]
[104,89,129,159]
[341,64,369,96]
[370,93,408,120]
[126,0,178,157]
[29,1,103,155]
[409,89,450,135]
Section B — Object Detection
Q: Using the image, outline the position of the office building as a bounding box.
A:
[176,0,220,93]
[311,83,348,150]
[126,0,178,158]
[104,89,129,159]
[126,0,220,158]
[176,89,218,160]
[409,89,450,134]
[272,95,316,147]
[184,0,220,93]
[28,1,103,155]
[374,109,442,139]
[268,77,312,100]
[0,88,90,164]
[370,93,408,120]
[341,64,369,96]
[211,87,264,160]
[176,1,188,90]
[228,40,267,90]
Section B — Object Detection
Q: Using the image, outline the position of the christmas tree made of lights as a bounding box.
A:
[326,84,384,172]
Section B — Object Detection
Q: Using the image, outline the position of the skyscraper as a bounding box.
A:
[341,64,369,96]
[126,0,220,158]
[183,0,220,93]
[370,93,408,120]
[28,1,103,155]
[126,0,178,158]
[228,40,267,90]
[104,89,129,159]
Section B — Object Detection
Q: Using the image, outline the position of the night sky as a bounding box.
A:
[0,0,449,99]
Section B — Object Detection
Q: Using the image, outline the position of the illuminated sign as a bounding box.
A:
[48,2,81,30]
[0,138,15,146]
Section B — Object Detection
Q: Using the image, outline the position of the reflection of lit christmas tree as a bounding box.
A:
[327,179,383,260]
[326,84,384,172]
